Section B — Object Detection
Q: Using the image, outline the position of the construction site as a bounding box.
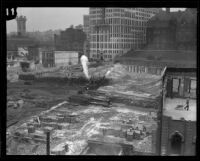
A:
[7,61,164,155]
[5,7,197,156]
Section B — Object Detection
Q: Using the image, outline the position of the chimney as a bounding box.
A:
[166,8,170,13]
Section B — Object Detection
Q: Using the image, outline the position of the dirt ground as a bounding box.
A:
[7,80,80,127]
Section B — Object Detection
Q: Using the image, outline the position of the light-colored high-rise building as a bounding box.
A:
[83,15,90,40]
[89,8,161,60]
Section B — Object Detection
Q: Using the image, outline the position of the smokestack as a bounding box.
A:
[166,8,170,13]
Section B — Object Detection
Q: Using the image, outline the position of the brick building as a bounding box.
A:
[146,8,197,51]
[161,66,196,156]
[54,27,87,52]
[161,116,196,155]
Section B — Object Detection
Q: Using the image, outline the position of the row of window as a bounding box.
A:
[90,18,148,27]
[90,28,145,38]
[90,34,145,43]
[90,49,124,54]
[90,26,145,35]
[90,13,150,22]
[130,8,159,14]
[90,43,138,49]
[172,78,196,97]
[106,8,124,13]
[90,36,143,42]
[90,42,142,49]
[90,8,159,13]
[125,65,162,75]
[135,12,152,18]
[90,8,159,16]
[92,54,113,59]
[127,65,147,73]
[90,34,145,41]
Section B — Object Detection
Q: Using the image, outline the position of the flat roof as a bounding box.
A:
[163,98,196,121]
[118,50,196,68]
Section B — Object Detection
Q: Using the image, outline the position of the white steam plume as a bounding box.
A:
[80,55,90,80]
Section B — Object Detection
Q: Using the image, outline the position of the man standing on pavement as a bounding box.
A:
[184,95,190,111]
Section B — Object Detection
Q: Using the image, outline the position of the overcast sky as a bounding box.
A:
[6,8,186,33]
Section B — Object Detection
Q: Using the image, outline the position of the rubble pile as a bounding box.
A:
[7,63,161,155]
[96,64,163,109]
[7,67,21,82]
[54,63,163,109]
[7,99,158,155]
[69,92,111,107]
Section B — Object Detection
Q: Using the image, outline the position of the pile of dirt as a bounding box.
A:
[95,64,163,109]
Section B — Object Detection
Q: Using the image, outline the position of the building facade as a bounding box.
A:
[54,27,86,52]
[161,116,196,156]
[89,8,161,60]
[161,68,196,156]
[83,15,90,40]
[83,40,90,58]
[75,24,84,30]
[146,8,197,51]
[54,51,79,67]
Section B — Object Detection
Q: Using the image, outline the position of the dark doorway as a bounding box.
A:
[170,133,182,155]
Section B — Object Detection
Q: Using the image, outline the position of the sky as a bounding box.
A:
[6,8,186,33]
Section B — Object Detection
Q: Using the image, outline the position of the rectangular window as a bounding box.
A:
[189,79,196,97]
[172,78,180,93]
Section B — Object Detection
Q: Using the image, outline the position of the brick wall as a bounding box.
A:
[161,116,196,156]
[165,72,196,99]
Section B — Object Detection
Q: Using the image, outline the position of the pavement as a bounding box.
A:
[163,98,196,121]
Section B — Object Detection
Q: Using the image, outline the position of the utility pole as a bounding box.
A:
[46,131,50,155]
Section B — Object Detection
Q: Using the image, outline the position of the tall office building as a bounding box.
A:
[83,15,90,40]
[89,8,161,60]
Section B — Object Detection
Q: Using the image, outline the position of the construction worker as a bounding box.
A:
[184,97,190,111]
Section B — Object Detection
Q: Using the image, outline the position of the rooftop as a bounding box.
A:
[7,36,37,51]
[118,50,196,68]
[148,8,197,26]
[163,98,196,121]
